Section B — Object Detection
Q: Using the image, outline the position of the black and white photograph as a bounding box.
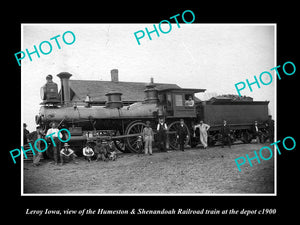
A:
[4,5,298,220]
[21,23,276,195]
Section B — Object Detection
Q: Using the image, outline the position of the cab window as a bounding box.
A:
[167,94,172,108]
[175,94,183,106]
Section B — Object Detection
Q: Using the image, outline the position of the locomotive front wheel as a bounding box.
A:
[125,121,146,153]
[168,121,190,150]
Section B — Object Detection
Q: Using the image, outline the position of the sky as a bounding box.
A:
[22,23,275,132]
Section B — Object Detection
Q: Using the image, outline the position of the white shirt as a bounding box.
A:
[157,123,167,131]
[85,95,91,102]
[60,148,74,157]
[83,147,94,156]
[46,128,62,138]
[185,99,194,106]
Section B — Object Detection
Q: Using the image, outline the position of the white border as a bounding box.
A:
[21,23,277,196]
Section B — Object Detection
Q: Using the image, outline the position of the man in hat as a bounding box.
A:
[265,115,274,143]
[23,123,30,145]
[41,74,60,103]
[33,125,45,166]
[220,120,231,148]
[252,121,261,144]
[46,121,62,165]
[176,119,189,151]
[60,143,77,165]
[142,121,154,155]
[157,117,168,152]
[46,74,53,83]
[83,142,94,162]
[194,120,210,149]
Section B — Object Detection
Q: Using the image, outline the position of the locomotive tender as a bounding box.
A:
[35,70,270,155]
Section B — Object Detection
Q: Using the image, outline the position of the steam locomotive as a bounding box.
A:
[35,71,270,155]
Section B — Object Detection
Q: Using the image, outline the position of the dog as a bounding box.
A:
[108,151,117,161]
[107,141,117,161]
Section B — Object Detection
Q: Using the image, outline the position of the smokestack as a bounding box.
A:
[144,78,158,104]
[111,69,119,82]
[57,72,72,105]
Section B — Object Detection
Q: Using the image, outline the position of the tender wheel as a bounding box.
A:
[208,134,217,146]
[168,121,190,150]
[241,130,251,143]
[125,121,146,153]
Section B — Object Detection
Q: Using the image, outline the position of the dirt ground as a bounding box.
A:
[23,143,275,194]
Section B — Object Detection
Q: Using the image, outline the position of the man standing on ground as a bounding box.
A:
[221,120,231,148]
[143,121,154,155]
[194,120,210,149]
[46,121,62,165]
[157,117,168,152]
[23,123,30,145]
[176,119,189,151]
[265,115,274,143]
[252,121,261,144]
[33,125,45,166]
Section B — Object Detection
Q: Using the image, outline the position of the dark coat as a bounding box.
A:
[252,124,260,135]
[265,119,274,133]
[24,128,30,145]
[157,123,167,141]
[177,125,188,142]
[221,124,231,136]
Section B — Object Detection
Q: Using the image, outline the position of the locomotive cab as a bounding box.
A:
[158,88,205,118]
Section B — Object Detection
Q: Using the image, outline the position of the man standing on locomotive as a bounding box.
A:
[157,117,168,152]
[265,115,274,143]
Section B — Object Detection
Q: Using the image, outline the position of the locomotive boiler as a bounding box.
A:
[36,71,204,154]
